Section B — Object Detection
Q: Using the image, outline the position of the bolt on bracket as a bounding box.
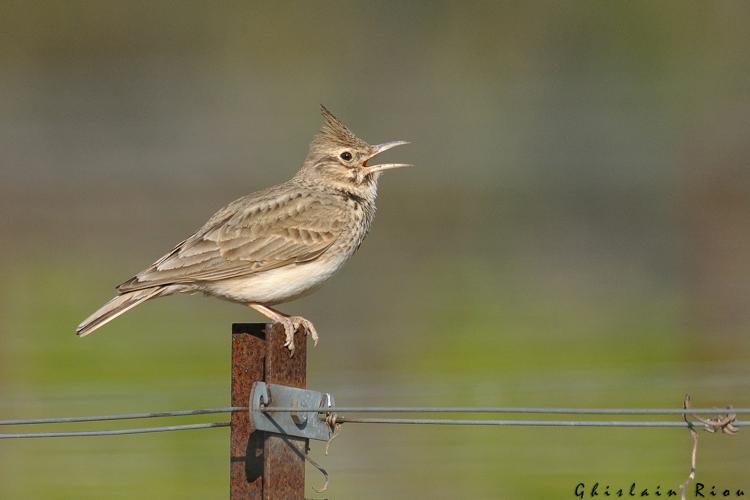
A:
[250,381,335,441]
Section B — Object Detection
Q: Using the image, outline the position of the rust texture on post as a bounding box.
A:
[230,323,266,500]
[230,322,308,500]
[263,322,307,500]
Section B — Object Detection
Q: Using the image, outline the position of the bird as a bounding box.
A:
[76,105,412,354]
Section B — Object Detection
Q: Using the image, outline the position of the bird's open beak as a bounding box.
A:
[363,140,412,175]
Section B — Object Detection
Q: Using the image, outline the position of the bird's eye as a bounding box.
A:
[340,151,353,161]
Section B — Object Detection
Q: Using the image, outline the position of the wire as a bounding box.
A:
[2,406,748,427]
[0,406,745,439]
[0,407,243,426]
[334,417,750,428]
[0,422,229,439]
[261,406,750,415]
[2,416,746,439]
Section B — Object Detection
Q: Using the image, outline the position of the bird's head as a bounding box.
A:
[299,106,411,192]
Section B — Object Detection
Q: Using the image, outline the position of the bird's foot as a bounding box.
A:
[276,316,296,355]
[249,304,317,356]
[290,316,319,347]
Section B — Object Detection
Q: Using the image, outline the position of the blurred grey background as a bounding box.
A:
[1,2,749,498]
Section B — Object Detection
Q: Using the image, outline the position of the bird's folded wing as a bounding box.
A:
[117,192,346,292]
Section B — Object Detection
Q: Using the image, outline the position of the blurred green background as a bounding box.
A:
[2,1,750,498]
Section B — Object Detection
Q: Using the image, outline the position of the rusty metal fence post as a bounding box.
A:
[230,323,307,500]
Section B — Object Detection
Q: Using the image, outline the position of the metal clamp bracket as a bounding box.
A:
[250,382,335,441]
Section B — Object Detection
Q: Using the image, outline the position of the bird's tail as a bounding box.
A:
[76,287,163,337]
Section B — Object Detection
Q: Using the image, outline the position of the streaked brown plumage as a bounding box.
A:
[76,106,411,353]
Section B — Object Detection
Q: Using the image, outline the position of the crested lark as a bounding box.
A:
[76,106,411,354]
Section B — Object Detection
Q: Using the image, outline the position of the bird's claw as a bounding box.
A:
[274,316,319,357]
[291,316,319,347]
[277,317,296,355]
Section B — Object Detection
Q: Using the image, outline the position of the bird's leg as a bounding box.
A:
[249,304,296,353]
[248,304,319,354]
[258,305,319,347]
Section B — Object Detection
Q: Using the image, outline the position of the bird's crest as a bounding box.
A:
[316,105,368,148]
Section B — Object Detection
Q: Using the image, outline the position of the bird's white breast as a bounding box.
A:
[202,251,351,305]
